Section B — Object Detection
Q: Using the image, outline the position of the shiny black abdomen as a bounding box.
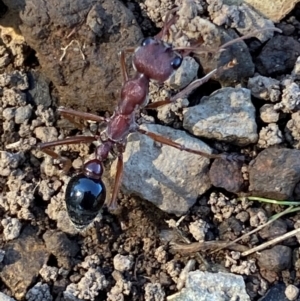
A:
[65,174,106,228]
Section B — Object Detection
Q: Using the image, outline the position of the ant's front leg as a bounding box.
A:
[138,128,244,162]
[119,48,135,83]
[38,136,97,173]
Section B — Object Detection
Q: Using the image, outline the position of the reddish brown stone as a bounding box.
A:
[249,147,300,200]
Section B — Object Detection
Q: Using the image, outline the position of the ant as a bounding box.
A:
[37,9,279,228]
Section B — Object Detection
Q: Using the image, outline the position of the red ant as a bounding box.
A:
[38,10,280,228]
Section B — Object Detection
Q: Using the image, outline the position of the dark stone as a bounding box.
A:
[27,70,52,107]
[259,219,288,240]
[10,0,143,113]
[249,147,300,200]
[218,217,243,239]
[209,159,244,193]
[257,245,292,272]
[43,230,79,269]
[0,226,49,300]
[256,35,300,76]
[258,283,290,301]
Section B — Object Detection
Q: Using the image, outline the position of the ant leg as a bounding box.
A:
[38,136,97,173]
[119,48,135,84]
[174,28,282,55]
[155,7,179,40]
[146,67,221,110]
[58,107,109,123]
[138,128,245,162]
[106,146,125,209]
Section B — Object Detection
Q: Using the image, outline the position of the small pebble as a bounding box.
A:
[285,284,299,301]
[113,254,134,272]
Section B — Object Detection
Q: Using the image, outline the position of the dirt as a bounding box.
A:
[1,0,300,301]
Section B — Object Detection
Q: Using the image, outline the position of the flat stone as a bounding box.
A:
[257,245,292,272]
[183,87,257,146]
[209,159,244,193]
[0,226,49,300]
[112,124,212,215]
[167,271,250,301]
[249,147,300,199]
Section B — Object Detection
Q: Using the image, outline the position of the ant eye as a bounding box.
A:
[171,56,182,69]
[141,37,155,46]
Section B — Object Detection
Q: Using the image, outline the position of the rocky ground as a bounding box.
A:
[1,0,300,300]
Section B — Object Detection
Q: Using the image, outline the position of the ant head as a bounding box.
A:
[132,37,182,83]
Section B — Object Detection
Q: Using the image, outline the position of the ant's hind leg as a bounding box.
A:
[38,136,97,173]
[138,128,245,162]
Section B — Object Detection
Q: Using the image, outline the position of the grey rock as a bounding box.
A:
[2,108,16,121]
[209,3,275,43]
[145,283,165,301]
[15,104,32,124]
[167,271,250,301]
[0,293,16,301]
[257,245,292,272]
[230,4,275,43]
[274,82,300,113]
[247,75,280,102]
[25,282,52,301]
[112,123,212,215]
[249,147,300,200]
[183,87,257,146]
[0,226,49,300]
